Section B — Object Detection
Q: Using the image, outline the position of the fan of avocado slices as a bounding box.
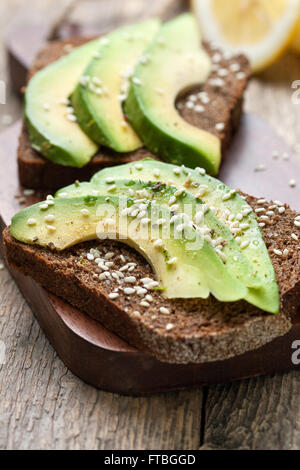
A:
[10,160,279,313]
[124,13,221,174]
[91,159,280,314]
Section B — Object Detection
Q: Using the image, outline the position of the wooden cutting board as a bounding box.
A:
[0,117,299,395]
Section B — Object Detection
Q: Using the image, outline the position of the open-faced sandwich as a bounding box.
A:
[19,14,250,189]
[4,160,300,363]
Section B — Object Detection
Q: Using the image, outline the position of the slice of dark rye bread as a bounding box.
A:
[3,194,300,364]
[18,37,250,189]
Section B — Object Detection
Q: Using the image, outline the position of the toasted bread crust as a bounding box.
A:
[3,194,299,364]
[18,38,250,189]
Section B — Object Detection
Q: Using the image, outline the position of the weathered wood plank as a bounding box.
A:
[0,0,204,451]
[0,261,203,449]
[201,51,300,451]
[201,372,300,450]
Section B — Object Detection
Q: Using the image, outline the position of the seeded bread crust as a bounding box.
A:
[3,194,299,364]
[18,37,250,189]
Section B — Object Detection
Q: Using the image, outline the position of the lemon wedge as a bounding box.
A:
[191,0,300,72]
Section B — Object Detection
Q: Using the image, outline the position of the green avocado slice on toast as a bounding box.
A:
[71,19,161,152]
[25,38,102,167]
[10,195,249,302]
[92,159,280,314]
[124,14,221,173]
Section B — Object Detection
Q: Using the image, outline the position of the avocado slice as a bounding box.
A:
[92,160,280,314]
[71,20,161,152]
[10,196,248,302]
[124,14,221,174]
[25,39,100,167]
[57,179,262,290]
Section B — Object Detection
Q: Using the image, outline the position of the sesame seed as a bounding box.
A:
[39,203,49,210]
[283,249,289,258]
[209,78,225,87]
[0,263,4,271]
[241,240,250,249]
[278,207,286,214]
[255,208,266,213]
[196,167,206,175]
[140,301,150,308]
[257,199,267,205]
[27,218,37,226]
[283,152,290,161]
[66,114,77,122]
[154,239,163,248]
[216,122,225,131]
[294,220,300,228]
[81,209,90,217]
[194,105,205,113]
[135,163,143,170]
[124,276,136,283]
[136,288,147,296]
[146,281,159,289]
[167,257,177,266]
[199,94,210,104]
[109,293,119,299]
[153,169,160,178]
[141,218,151,225]
[173,168,181,176]
[45,214,55,223]
[100,37,110,46]
[272,151,279,160]
[218,68,228,77]
[229,63,240,72]
[132,311,141,318]
[145,295,153,302]
[105,252,114,260]
[236,72,246,80]
[124,287,135,295]
[160,307,170,315]
[259,223,266,228]
[254,164,266,172]
[132,77,142,85]
[23,189,35,196]
[87,253,94,261]
[105,177,115,184]
[289,179,297,188]
[212,52,222,63]
[291,233,298,241]
[273,249,282,256]
[275,200,284,206]
[186,101,194,109]
[165,323,174,331]
[46,225,56,232]
[266,211,275,216]
[43,103,50,111]
[168,196,177,206]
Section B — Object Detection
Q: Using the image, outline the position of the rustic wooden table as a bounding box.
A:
[0,0,300,450]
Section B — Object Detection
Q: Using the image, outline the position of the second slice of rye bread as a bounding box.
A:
[4,194,300,364]
[18,38,250,189]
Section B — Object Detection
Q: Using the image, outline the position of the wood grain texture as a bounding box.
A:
[201,52,300,451]
[0,0,300,451]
